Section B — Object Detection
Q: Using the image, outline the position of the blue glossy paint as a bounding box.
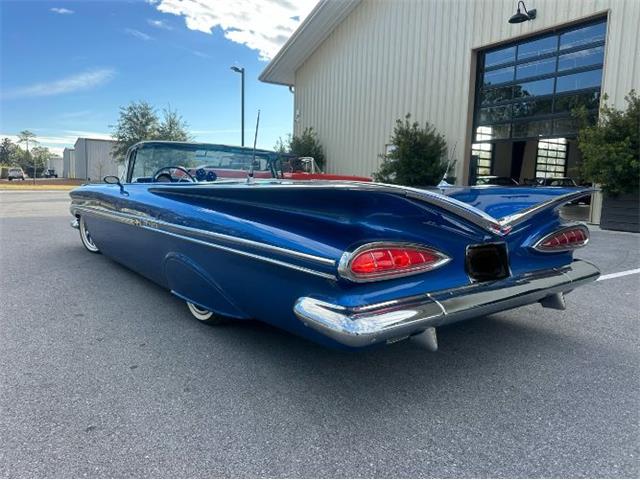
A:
[69,179,590,349]
[442,185,587,219]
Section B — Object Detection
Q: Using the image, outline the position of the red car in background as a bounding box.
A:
[278,156,371,182]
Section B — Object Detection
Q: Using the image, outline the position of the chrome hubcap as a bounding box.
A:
[80,218,99,252]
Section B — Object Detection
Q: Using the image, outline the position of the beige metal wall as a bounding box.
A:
[293,0,640,181]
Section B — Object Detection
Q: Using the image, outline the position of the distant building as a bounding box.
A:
[72,138,121,181]
[47,155,63,175]
[62,147,75,178]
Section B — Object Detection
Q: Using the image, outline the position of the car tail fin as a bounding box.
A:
[441,186,595,228]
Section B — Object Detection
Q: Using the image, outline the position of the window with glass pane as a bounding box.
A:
[485,46,516,68]
[556,69,603,93]
[559,21,606,50]
[478,105,511,124]
[513,119,552,139]
[474,18,606,141]
[512,97,552,118]
[517,36,557,60]
[483,66,514,86]
[536,138,567,178]
[558,46,604,71]
[516,57,556,80]
[554,91,600,113]
[472,145,493,175]
[513,78,554,98]
[481,86,513,105]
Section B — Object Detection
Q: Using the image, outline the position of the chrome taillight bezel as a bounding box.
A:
[533,224,590,252]
[337,242,451,283]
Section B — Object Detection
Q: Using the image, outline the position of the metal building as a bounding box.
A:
[260,0,640,223]
[62,147,75,178]
[72,138,121,181]
[47,155,63,175]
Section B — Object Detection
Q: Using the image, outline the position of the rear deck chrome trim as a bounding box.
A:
[71,204,337,280]
[499,189,596,227]
[294,260,600,347]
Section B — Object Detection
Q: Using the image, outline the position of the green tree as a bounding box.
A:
[576,90,640,196]
[111,101,159,161]
[0,138,18,165]
[111,101,192,162]
[289,128,325,170]
[30,146,51,177]
[157,107,191,142]
[17,130,38,180]
[274,128,326,170]
[374,114,448,186]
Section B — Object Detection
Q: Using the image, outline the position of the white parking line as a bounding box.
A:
[597,268,640,281]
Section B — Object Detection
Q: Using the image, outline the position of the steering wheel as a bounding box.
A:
[152,166,196,183]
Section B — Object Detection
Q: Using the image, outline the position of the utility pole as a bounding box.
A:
[230,66,245,146]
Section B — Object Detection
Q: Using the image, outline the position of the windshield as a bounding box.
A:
[129,143,281,182]
[279,156,321,174]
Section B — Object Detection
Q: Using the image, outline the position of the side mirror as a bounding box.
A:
[103,175,128,195]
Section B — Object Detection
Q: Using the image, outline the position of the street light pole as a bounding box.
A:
[230,66,245,146]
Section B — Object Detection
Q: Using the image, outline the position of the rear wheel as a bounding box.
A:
[79,216,100,253]
[186,302,226,325]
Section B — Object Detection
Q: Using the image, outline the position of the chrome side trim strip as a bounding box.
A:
[72,204,335,266]
[71,205,337,280]
[294,260,600,347]
[142,224,337,281]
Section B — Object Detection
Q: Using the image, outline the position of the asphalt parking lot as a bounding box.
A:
[1,190,638,478]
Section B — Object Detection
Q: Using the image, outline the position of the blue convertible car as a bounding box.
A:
[69,141,599,351]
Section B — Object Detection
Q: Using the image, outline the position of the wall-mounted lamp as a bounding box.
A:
[509,1,536,23]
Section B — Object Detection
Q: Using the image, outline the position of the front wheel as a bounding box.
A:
[186,302,226,325]
[79,216,100,253]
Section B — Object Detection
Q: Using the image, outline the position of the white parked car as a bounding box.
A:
[7,167,25,181]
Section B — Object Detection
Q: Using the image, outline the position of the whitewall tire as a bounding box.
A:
[79,216,100,253]
[186,302,225,325]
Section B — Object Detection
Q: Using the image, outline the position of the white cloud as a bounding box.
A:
[2,68,115,100]
[65,130,113,141]
[125,28,153,41]
[147,19,172,30]
[50,7,74,15]
[151,0,318,60]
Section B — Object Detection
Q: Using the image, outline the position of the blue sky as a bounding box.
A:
[0,0,316,155]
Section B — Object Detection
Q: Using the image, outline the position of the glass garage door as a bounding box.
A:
[472,17,607,143]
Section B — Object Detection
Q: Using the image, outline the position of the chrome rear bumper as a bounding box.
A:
[293,260,599,347]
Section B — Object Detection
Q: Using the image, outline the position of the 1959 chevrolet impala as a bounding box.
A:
[69,141,599,351]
